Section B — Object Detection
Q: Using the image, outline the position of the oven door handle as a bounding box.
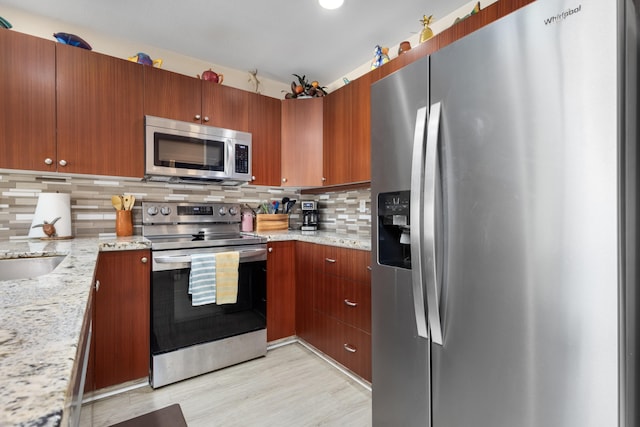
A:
[154,248,267,265]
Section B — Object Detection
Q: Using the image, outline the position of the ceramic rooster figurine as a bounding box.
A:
[32,217,61,238]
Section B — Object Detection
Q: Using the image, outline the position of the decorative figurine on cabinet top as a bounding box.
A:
[198,68,224,84]
[128,52,163,67]
[283,74,328,99]
[53,32,92,50]
[371,45,390,70]
[454,2,481,24]
[0,16,12,29]
[419,15,434,43]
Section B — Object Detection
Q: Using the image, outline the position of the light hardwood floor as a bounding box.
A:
[80,342,372,426]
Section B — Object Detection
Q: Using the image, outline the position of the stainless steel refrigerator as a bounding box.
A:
[370,0,638,426]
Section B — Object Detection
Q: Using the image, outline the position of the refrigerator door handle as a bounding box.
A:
[424,101,444,345]
[410,106,430,339]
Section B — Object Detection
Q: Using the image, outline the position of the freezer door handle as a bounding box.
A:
[424,101,444,346]
[410,106,430,339]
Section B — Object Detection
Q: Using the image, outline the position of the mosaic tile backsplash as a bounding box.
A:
[0,173,371,239]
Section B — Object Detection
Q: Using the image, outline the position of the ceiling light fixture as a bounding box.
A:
[319,0,344,10]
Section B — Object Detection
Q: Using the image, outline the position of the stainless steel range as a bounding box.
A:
[142,201,267,388]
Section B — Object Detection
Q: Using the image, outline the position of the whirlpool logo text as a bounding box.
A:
[544,4,582,25]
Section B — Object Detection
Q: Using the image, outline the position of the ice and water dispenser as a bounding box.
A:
[377,191,412,269]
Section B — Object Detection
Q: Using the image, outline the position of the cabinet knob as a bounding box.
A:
[203,116,210,122]
[282,178,287,183]
[268,247,273,253]
[95,280,100,292]
[59,159,67,166]
[44,158,53,165]
[251,176,256,181]
[141,257,148,264]
[194,114,201,121]
[322,177,326,181]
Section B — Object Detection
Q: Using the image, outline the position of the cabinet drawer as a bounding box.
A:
[321,246,371,282]
[340,323,371,381]
[341,278,371,333]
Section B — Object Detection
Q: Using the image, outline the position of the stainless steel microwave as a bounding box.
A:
[144,115,252,185]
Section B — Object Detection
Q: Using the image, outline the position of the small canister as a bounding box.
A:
[241,210,254,232]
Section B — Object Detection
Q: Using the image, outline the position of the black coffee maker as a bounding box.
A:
[301,201,318,231]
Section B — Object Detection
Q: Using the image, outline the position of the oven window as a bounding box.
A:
[154,132,225,171]
[151,260,266,355]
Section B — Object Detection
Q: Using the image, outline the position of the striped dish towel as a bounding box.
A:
[215,251,240,305]
[188,253,217,306]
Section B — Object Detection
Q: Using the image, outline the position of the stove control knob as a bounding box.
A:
[218,207,227,216]
[147,206,159,216]
[228,207,238,216]
[160,206,172,216]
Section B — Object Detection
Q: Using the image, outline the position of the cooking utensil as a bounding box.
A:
[128,195,136,210]
[281,197,290,213]
[111,195,123,210]
[285,200,296,214]
[122,195,132,210]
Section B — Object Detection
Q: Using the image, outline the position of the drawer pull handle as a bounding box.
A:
[325,258,336,263]
[343,343,357,353]
[366,265,372,271]
[344,299,358,307]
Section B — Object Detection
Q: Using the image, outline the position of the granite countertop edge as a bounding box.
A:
[0,236,150,427]
[250,230,371,251]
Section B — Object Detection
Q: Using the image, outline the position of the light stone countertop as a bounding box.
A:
[0,237,150,427]
[250,230,371,251]
[0,231,365,426]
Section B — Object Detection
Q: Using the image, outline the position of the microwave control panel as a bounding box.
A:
[235,144,249,174]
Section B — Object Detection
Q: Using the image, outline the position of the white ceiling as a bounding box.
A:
[0,0,473,85]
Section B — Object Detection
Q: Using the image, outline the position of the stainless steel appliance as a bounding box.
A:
[145,115,252,185]
[143,202,267,388]
[371,1,639,426]
[301,200,318,231]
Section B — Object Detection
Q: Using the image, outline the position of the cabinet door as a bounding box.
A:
[249,93,281,186]
[143,66,202,123]
[94,250,150,389]
[267,241,296,341]
[350,73,373,182]
[0,30,56,172]
[295,242,316,341]
[281,97,323,187]
[323,85,352,186]
[56,45,144,177]
[203,83,249,131]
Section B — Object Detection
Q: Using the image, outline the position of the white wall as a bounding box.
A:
[3,1,497,98]
[0,5,289,98]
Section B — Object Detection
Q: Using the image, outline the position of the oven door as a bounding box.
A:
[150,245,267,356]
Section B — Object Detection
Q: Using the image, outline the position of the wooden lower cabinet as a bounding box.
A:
[89,249,151,390]
[297,242,372,382]
[267,241,296,342]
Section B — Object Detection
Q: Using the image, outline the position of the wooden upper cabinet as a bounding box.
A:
[323,85,352,186]
[322,73,373,186]
[349,73,373,183]
[56,44,144,177]
[203,83,249,131]
[143,66,202,123]
[248,93,281,186]
[281,97,324,187]
[144,67,250,131]
[0,30,56,172]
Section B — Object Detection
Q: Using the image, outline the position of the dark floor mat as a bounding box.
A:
[109,404,187,427]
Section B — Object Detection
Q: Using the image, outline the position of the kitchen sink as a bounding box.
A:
[0,255,67,281]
